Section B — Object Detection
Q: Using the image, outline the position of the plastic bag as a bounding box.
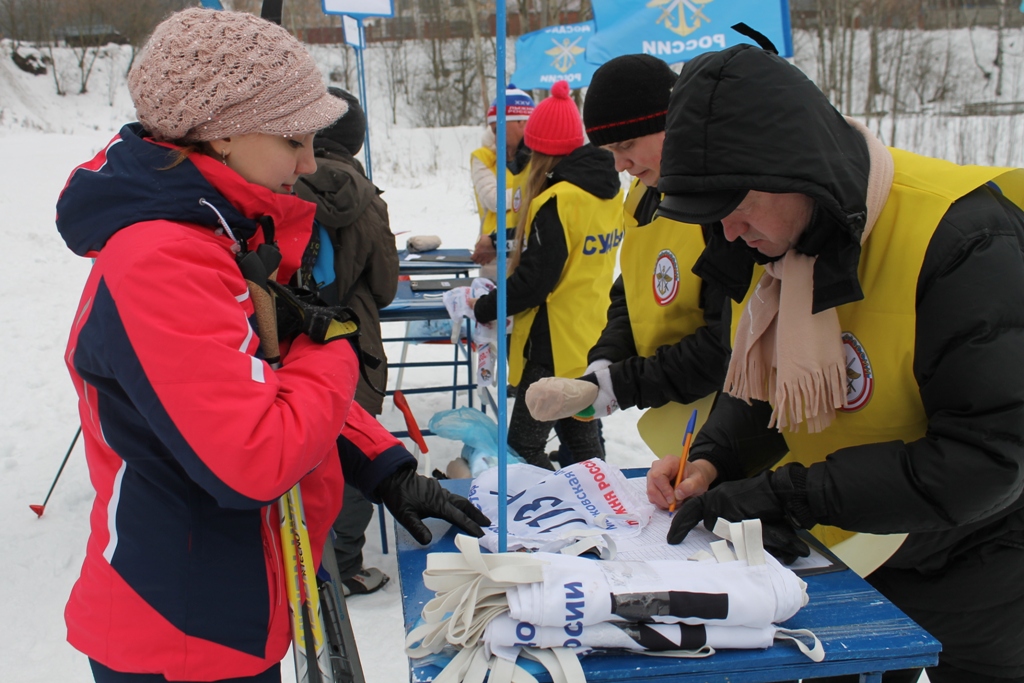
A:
[442,279,512,387]
[405,318,468,342]
[428,407,524,476]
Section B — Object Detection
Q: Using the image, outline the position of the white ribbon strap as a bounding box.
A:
[432,645,483,683]
[519,647,587,683]
[774,627,826,662]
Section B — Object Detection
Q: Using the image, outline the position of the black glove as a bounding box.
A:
[267,281,360,344]
[668,466,812,564]
[237,244,285,365]
[375,466,492,545]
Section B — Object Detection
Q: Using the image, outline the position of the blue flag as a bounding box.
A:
[511,22,600,91]
[587,0,793,66]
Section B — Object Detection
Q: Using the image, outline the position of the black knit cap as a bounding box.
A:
[317,87,366,155]
[583,54,677,147]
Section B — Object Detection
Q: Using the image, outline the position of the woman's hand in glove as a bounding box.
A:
[375,466,492,545]
[667,467,812,564]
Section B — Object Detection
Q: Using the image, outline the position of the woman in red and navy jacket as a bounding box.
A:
[54,9,487,683]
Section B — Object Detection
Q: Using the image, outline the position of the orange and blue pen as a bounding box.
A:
[668,409,699,515]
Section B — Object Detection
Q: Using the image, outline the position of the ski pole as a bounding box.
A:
[30,425,82,518]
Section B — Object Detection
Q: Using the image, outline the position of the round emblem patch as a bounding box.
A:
[839,332,873,412]
[512,186,522,213]
[652,250,680,306]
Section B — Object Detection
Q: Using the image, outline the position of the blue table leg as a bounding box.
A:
[860,672,883,682]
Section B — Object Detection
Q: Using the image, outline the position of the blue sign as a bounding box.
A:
[511,21,600,91]
[587,0,793,65]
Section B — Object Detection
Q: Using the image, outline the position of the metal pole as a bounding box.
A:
[495,0,508,553]
[29,426,82,517]
[356,18,373,182]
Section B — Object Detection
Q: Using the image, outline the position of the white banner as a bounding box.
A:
[321,0,394,18]
[469,460,654,553]
[342,15,362,47]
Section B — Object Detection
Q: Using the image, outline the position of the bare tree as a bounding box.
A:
[222,0,261,14]
[993,0,1008,97]
[107,0,188,75]
[466,0,490,113]
[413,0,482,126]
[381,35,411,124]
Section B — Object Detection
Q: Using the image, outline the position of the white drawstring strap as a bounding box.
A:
[198,198,241,254]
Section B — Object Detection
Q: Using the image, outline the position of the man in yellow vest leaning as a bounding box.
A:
[648,39,1024,683]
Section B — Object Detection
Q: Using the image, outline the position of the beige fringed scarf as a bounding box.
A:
[724,118,895,433]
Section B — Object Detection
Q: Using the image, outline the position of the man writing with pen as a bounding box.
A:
[646,34,1024,683]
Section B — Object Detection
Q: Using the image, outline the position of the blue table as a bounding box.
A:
[381,280,455,322]
[398,249,477,276]
[380,281,476,410]
[397,478,940,683]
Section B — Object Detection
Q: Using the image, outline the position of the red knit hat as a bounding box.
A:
[524,80,584,156]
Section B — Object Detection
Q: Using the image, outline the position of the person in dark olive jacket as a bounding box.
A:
[296,87,398,415]
[645,40,1024,683]
[295,87,400,597]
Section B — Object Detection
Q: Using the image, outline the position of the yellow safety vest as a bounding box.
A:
[471,147,528,236]
[730,149,1024,571]
[508,181,624,386]
[619,179,716,454]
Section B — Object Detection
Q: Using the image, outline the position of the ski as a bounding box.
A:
[318,536,366,683]
[280,484,334,683]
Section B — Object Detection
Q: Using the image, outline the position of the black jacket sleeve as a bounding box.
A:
[689,186,1024,571]
[689,394,789,483]
[606,279,732,410]
[587,276,637,365]
[809,187,1024,568]
[474,197,568,323]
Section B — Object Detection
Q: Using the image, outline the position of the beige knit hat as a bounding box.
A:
[128,8,346,142]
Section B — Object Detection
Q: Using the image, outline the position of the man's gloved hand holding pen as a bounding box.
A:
[651,457,813,565]
[375,465,492,545]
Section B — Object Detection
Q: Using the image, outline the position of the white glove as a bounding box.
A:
[584,358,612,375]
[578,365,619,420]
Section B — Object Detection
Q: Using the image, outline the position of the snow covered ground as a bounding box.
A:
[4,27,1015,680]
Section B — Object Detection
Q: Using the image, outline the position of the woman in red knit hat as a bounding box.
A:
[472,80,624,469]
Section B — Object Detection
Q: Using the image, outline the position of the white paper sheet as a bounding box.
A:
[615,479,836,574]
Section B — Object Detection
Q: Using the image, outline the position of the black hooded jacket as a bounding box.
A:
[662,46,1024,585]
[661,45,872,313]
[474,144,620,369]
